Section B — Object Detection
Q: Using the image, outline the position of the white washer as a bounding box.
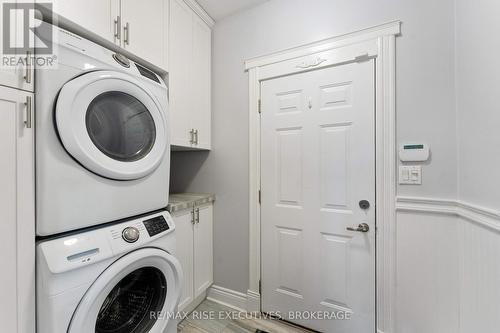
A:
[37,210,182,333]
[36,25,170,236]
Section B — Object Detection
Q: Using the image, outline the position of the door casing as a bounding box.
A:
[245,21,401,333]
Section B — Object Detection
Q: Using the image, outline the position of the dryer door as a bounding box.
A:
[68,248,182,333]
[56,71,167,180]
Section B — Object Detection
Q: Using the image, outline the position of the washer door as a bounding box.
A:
[56,71,167,180]
[68,248,182,333]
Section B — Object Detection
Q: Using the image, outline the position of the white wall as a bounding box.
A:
[173,0,457,295]
[455,0,500,210]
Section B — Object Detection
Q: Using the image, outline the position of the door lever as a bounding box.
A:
[346,223,369,233]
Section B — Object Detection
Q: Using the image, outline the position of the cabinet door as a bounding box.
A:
[173,209,194,311]
[169,0,193,147]
[191,14,211,149]
[194,204,213,297]
[51,0,119,43]
[0,0,34,91]
[121,0,168,69]
[0,87,35,333]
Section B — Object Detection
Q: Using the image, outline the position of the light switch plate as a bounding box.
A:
[399,165,422,185]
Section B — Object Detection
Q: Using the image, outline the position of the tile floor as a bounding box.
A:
[178,300,314,333]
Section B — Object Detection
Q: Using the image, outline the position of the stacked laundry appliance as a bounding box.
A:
[35,23,182,333]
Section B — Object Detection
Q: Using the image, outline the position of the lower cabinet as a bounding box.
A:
[0,85,35,333]
[173,203,213,311]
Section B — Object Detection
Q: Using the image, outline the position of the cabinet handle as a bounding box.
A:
[194,129,199,145]
[196,208,200,224]
[191,209,195,225]
[24,96,32,129]
[123,22,130,45]
[114,16,121,41]
[24,51,31,84]
[189,129,194,144]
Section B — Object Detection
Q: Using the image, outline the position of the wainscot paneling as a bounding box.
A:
[395,210,460,333]
[396,196,500,333]
[459,217,500,333]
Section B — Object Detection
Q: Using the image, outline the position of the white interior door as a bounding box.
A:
[261,60,376,333]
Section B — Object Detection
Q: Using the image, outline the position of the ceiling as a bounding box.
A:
[196,0,269,21]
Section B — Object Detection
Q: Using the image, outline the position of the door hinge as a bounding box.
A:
[258,190,261,204]
[258,99,262,114]
[259,280,262,294]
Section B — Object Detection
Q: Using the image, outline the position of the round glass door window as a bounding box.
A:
[86,91,156,162]
[95,267,167,333]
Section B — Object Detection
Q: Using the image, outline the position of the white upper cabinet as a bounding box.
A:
[51,0,119,43]
[169,0,194,147]
[50,0,168,69]
[170,0,213,150]
[120,0,168,69]
[190,13,211,150]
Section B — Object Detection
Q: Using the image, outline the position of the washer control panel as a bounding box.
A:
[39,211,175,274]
[122,226,140,243]
[107,211,174,253]
[143,215,170,237]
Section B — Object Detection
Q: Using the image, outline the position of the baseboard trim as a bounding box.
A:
[246,290,261,312]
[180,291,207,314]
[396,196,500,231]
[207,285,248,312]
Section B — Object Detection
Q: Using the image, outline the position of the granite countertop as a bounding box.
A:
[167,193,215,213]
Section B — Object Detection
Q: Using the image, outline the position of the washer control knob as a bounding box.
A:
[122,227,140,243]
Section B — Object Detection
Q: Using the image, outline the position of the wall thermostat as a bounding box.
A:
[399,143,430,162]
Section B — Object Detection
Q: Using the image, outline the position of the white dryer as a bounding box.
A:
[36,25,170,236]
[37,210,182,333]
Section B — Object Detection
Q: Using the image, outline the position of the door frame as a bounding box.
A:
[245,21,401,333]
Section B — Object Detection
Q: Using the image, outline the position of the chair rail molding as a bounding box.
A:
[246,20,401,333]
[396,196,500,231]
